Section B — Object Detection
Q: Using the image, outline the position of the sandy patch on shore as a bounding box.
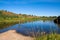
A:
[0,30,34,40]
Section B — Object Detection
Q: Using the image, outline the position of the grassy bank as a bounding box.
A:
[0,10,57,22]
[35,33,60,40]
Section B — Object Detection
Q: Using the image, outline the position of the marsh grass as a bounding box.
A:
[15,18,60,40]
[34,21,60,40]
[23,20,60,40]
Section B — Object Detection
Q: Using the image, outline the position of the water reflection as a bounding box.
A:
[16,20,60,37]
[57,24,60,27]
[0,22,18,29]
[53,20,60,27]
[0,20,60,37]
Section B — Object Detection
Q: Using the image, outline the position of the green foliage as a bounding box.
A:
[0,10,57,22]
[35,34,60,40]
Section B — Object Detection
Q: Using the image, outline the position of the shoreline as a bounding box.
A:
[0,30,34,40]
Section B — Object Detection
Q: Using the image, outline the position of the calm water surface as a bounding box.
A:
[0,20,60,36]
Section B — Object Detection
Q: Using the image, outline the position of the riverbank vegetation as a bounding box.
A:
[35,33,60,40]
[0,10,40,22]
[0,10,57,22]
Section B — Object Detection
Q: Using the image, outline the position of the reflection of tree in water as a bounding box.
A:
[54,16,60,24]
[54,21,60,27]
[42,20,46,22]
[58,24,60,27]
[0,22,18,29]
[56,24,60,27]
[54,16,60,27]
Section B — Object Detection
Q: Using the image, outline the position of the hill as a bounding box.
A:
[0,10,57,22]
[0,10,40,22]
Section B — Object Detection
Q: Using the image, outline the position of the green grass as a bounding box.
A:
[35,33,60,40]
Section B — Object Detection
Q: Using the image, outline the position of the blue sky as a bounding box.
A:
[0,0,60,16]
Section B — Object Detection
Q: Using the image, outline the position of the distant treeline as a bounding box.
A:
[0,10,40,22]
[0,10,57,22]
